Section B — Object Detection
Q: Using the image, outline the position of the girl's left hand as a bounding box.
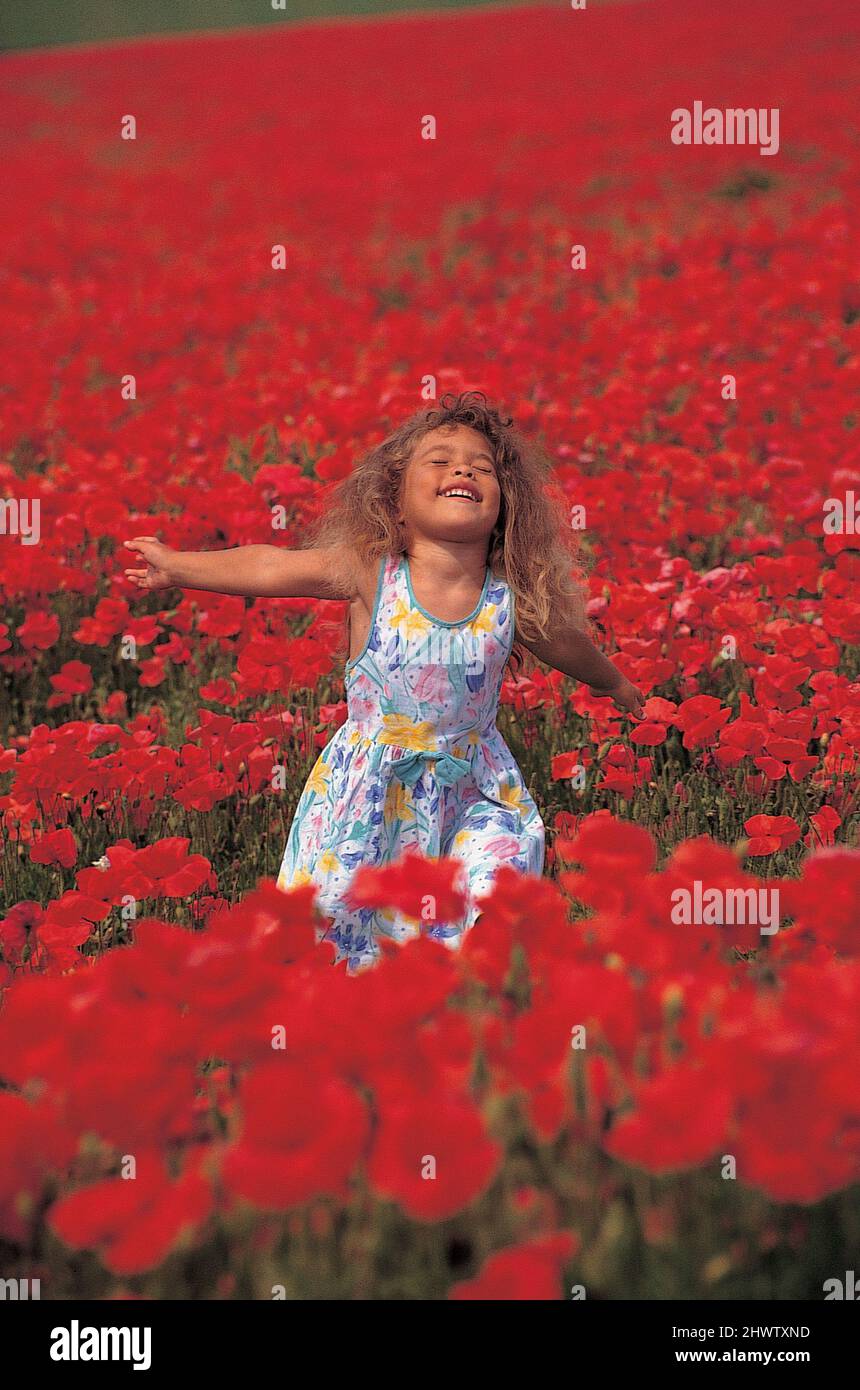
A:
[587,675,645,717]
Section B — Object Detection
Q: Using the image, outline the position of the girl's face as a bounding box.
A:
[397,424,502,545]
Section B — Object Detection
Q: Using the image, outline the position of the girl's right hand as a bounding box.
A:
[587,673,645,718]
[123,537,176,591]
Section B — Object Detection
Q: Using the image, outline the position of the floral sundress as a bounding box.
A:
[276,551,545,972]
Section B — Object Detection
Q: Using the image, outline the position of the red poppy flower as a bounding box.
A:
[0,1092,78,1242]
[449,1232,578,1300]
[48,1150,213,1276]
[345,848,468,924]
[743,814,801,855]
[551,750,587,779]
[804,805,841,848]
[221,1060,369,1211]
[17,610,61,651]
[630,720,667,745]
[367,1088,502,1221]
[29,827,77,869]
[674,696,731,749]
[47,660,94,705]
[606,1062,734,1172]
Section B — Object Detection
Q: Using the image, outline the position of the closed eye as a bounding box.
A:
[432,459,495,475]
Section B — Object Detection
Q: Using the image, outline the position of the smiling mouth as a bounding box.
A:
[438,486,481,503]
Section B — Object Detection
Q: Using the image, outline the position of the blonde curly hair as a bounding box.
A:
[304,390,588,676]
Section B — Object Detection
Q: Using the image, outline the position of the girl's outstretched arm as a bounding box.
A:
[123,538,356,600]
[516,612,645,716]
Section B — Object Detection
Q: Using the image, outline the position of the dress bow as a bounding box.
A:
[389,749,473,789]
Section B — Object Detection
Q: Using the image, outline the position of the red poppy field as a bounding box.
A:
[1,0,859,1300]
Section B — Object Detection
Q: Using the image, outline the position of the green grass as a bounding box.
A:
[1,0,551,53]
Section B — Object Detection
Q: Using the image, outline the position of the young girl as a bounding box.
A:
[125,391,643,974]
